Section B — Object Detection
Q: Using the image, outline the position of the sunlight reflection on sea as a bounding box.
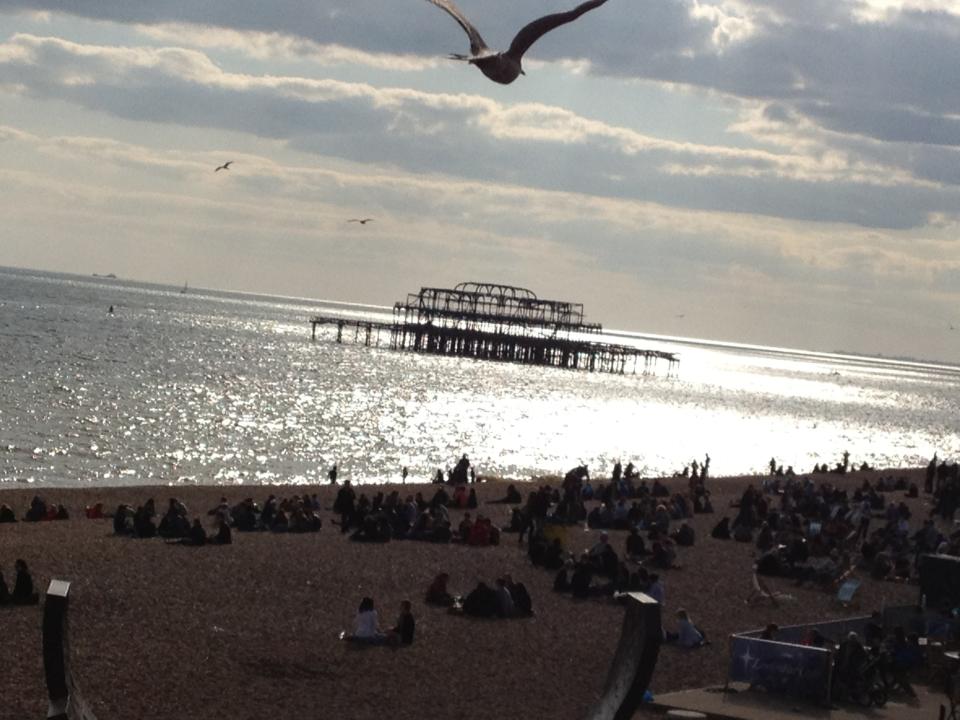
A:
[1,267,958,487]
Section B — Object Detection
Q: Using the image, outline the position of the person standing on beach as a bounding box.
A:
[328,463,338,485]
[402,466,408,484]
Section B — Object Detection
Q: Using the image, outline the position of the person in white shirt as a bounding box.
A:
[674,609,706,648]
[346,597,386,644]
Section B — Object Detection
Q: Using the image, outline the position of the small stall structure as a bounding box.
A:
[310,281,677,376]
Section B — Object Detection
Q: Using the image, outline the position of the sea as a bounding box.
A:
[1,266,958,488]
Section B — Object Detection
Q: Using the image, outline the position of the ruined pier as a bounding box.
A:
[310,282,677,375]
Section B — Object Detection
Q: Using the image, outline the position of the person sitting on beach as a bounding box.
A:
[651,536,678,569]
[671,521,695,547]
[210,515,232,545]
[503,575,533,616]
[389,600,416,645]
[0,568,10,605]
[426,573,455,607]
[179,518,207,546]
[626,527,648,558]
[12,559,39,605]
[570,553,596,599]
[0,504,16,523]
[232,498,260,532]
[590,533,620,578]
[543,538,565,570]
[158,498,190,539]
[344,597,386,643]
[667,609,706,648]
[462,581,499,617]
[84,502,106,520]
[490,484,523,504]
[133,504,158,538]
[457,512,473,542]
[452,484,468,509]
[495,577,516,617]
[645,573,665,604]
[711,517,731,540]
[24,496,47,522]
[755,522,775,552]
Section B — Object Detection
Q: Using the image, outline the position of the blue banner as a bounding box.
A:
[728,636,832,702]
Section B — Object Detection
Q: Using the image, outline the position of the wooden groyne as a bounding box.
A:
[310,282,678,376]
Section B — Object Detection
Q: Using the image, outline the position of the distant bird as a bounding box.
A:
[348,218,374,224]
[214,161,233,172]
[425,0,610,85]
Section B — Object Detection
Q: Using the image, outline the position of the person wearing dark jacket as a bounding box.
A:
[390,600,416,645]
[12,559,39,605]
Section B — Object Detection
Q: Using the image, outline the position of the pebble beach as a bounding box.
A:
[0,469,930,720]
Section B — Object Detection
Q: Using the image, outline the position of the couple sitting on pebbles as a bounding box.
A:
[341,597,415,646]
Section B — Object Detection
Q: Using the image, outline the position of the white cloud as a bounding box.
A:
[134,23,441,72]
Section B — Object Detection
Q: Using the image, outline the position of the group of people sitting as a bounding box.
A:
[1,496,70,523]
[711,473,945,591]
[0,559,39,606]
[336,482,501,546]
[109,497,233,545]
[425,572,533,618]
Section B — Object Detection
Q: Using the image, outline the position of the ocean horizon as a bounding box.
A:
[2,265,958,487]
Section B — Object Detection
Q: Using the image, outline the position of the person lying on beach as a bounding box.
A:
[0,504,16,523]
[12,559,39,605]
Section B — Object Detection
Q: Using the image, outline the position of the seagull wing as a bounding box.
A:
[426,0,489,55]
[507,0,609,61]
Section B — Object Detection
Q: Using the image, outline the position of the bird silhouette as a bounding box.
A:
[214,161,233,172]
[348,218,374,224]
[425,0,610,84]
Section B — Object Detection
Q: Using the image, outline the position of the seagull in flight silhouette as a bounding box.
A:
[425,0,610,84]
[348,218,374,224]
[214,161,233,172]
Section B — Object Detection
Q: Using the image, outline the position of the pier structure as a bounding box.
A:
[310,282,677,376]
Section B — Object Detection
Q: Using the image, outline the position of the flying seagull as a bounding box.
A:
[348,218,374,224]
[214,161,233,172]
[425,0,610,85]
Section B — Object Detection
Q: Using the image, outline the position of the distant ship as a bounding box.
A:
[180,281,188,295]
[92,273,117,279]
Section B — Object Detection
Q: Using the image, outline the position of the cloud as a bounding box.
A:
[133,23,441,71]
[4,32,957,231]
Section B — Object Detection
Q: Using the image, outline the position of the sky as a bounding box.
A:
[1,0,959,362]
